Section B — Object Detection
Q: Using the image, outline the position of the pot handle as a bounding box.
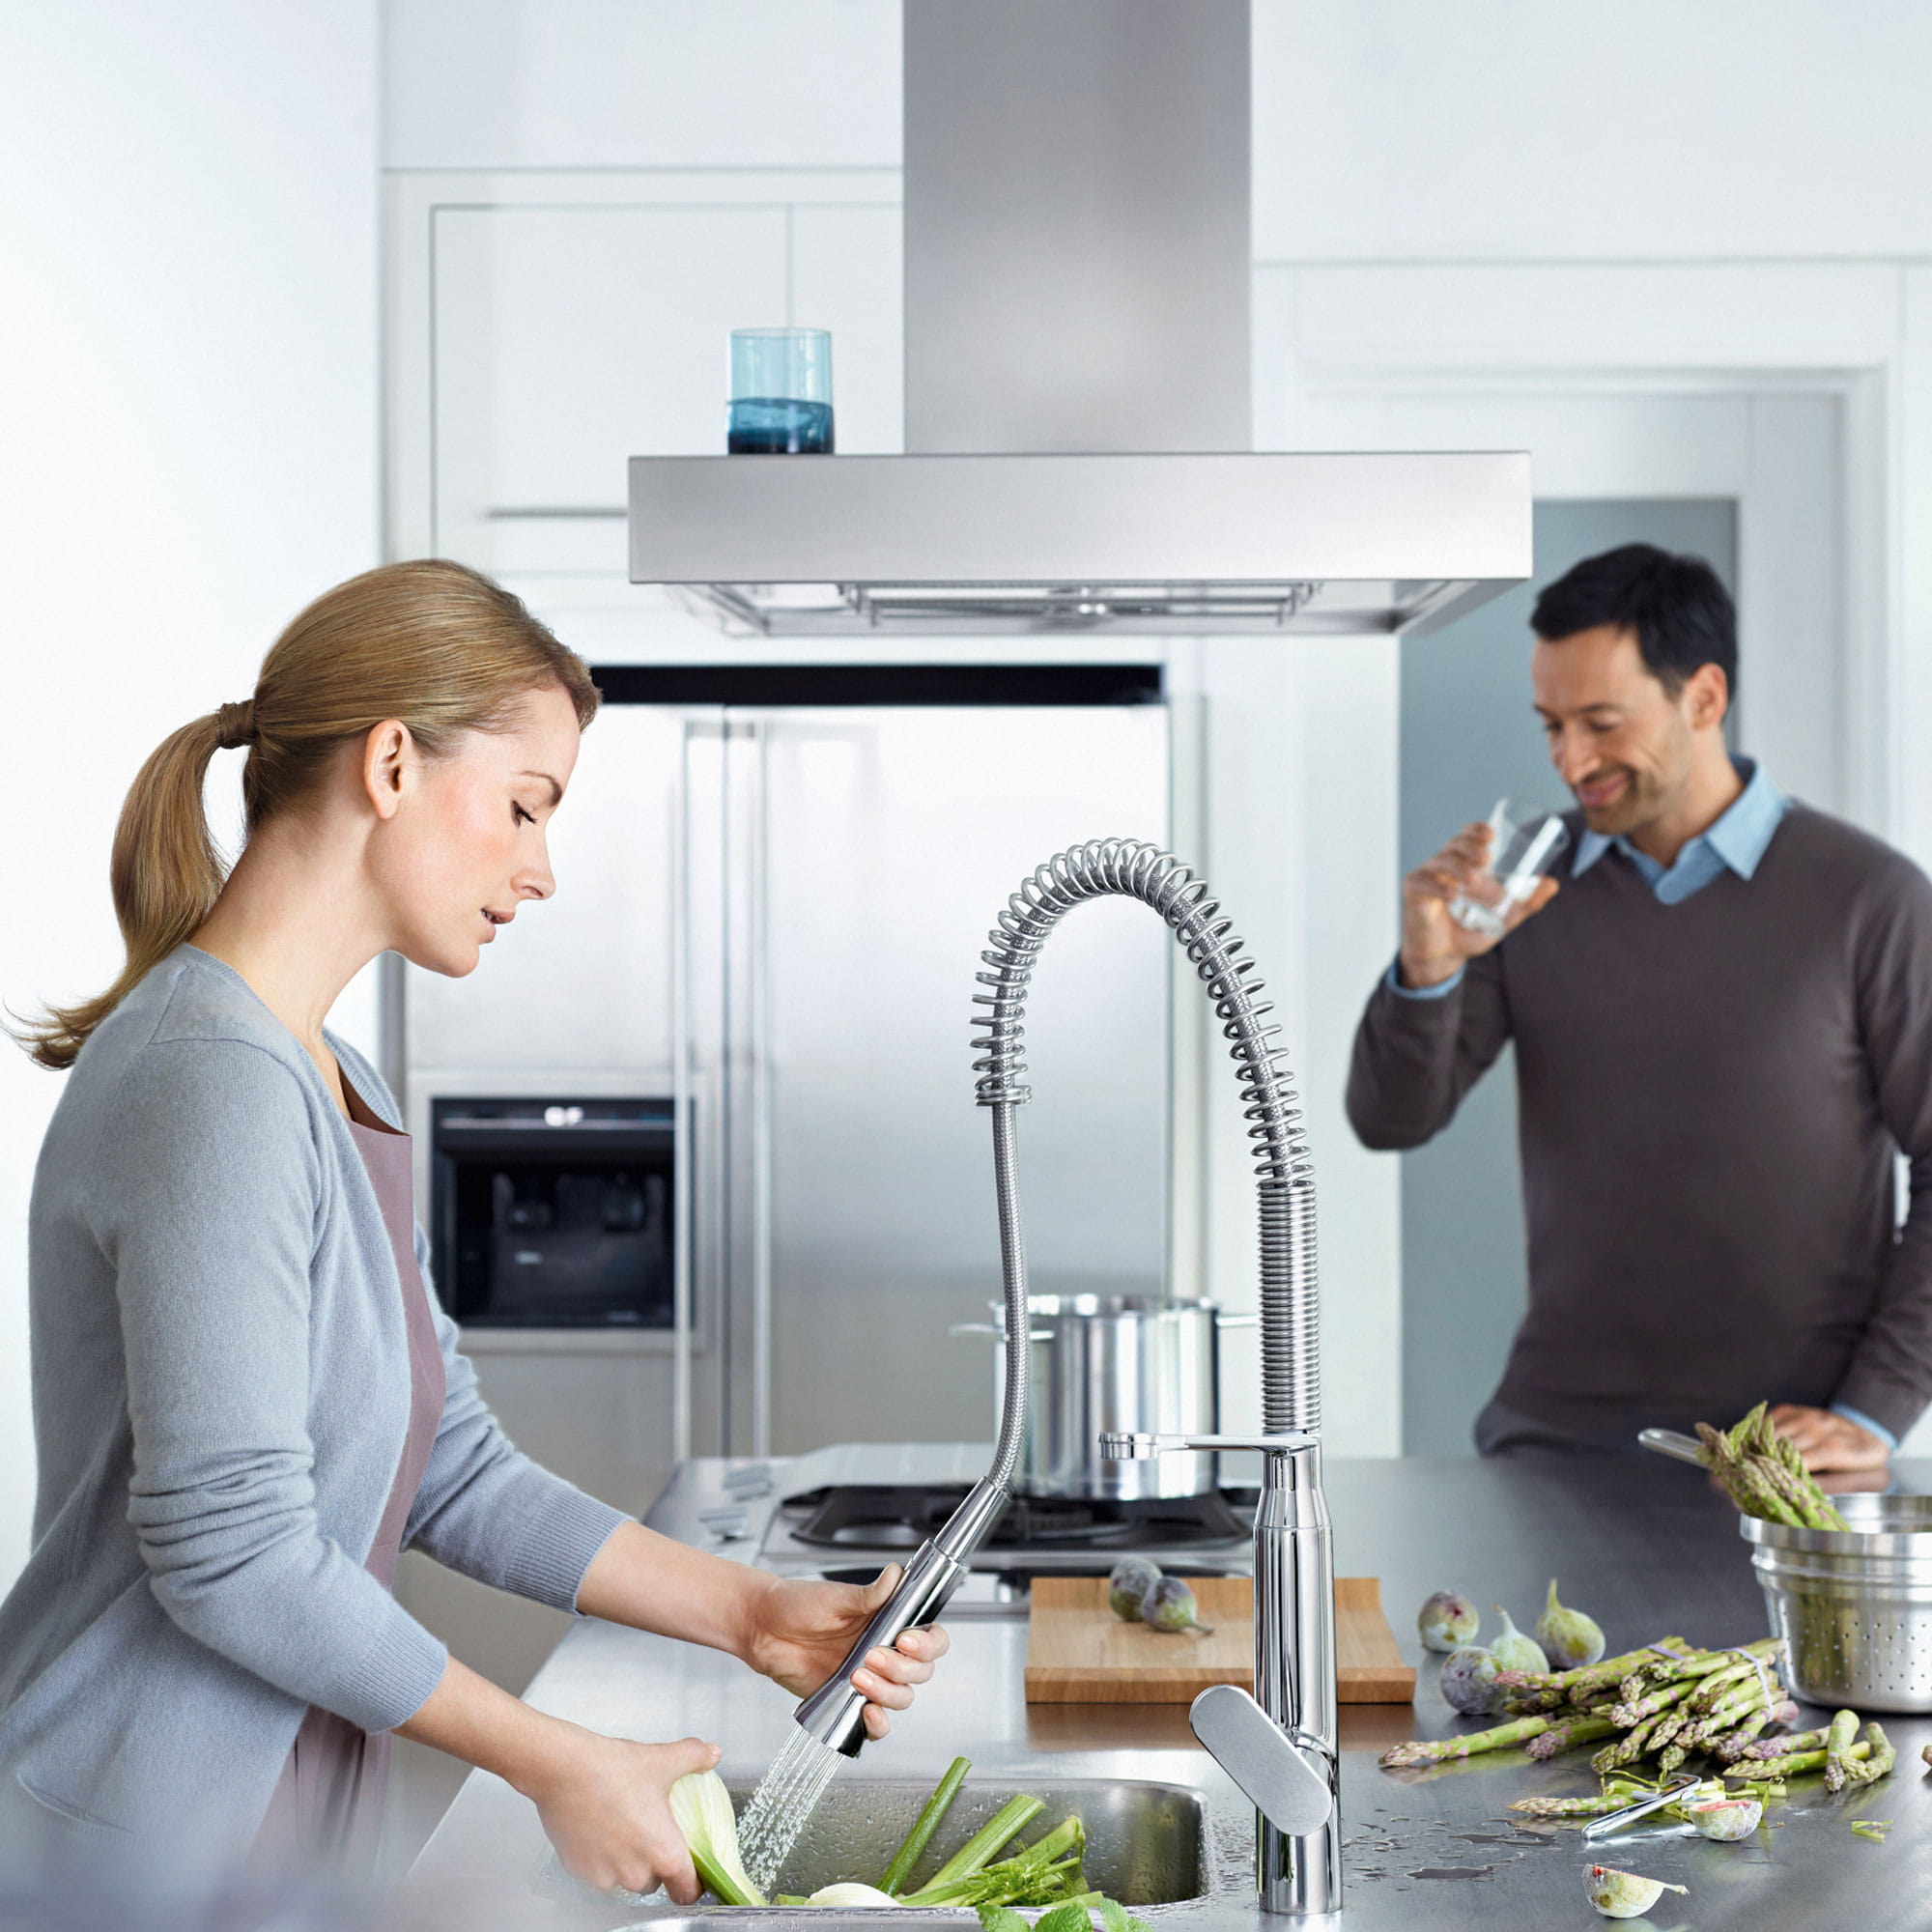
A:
[949,1322,1054,1341]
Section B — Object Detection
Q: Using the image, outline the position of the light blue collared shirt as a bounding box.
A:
[1568,755,1790,902]
[1381,761,1891,1446]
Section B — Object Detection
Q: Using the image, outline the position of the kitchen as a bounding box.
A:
[6,0,1932,1925]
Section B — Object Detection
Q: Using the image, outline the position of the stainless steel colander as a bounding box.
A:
[1638,1429,1932,1712]
[1742,1495,1932,1711]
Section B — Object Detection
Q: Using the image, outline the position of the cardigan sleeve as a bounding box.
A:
[402,1220,629,1607]
[88,1038,449,1735]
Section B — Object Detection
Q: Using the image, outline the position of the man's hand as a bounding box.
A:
[1770,1404,1890,1474]
[741,1566,949,1742]
[1399,822,1559,989]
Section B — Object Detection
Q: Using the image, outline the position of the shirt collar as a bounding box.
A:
[1571,757,1785,880]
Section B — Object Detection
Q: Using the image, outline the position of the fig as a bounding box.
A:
[1109,1556,1162,1623]
[1141,1575,1214,1636]
[1438,1644,1500,1716]
[1416,1590,1479,1654]
[1688,1796,1762,1842]
[1585,1865,1687,1919]
[1489,1605,1548,1676]
[1534,1577,1605,1669]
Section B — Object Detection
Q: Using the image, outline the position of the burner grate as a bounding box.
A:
[781,1482,1248,1551]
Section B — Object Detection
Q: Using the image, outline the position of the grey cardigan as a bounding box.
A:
[0,946,628,1862]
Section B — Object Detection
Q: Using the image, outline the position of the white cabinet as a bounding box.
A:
[388,168,901,641]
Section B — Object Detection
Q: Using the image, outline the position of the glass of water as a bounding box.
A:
[1449,799,1570,939]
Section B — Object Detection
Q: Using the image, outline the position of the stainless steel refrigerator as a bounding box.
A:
[401,671,1172,1476]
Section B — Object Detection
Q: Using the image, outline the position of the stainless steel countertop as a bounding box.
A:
[400,1450,1932,1930]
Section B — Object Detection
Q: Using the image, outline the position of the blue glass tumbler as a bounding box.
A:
[727,327,834,454]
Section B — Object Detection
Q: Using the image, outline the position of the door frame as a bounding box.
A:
[1254,258,1918,1453]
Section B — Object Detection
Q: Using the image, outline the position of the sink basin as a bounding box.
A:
[550,1776,1212,1926]
[735,1776,1211,1908]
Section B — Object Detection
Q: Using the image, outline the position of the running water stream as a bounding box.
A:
[738,1726,845,1895]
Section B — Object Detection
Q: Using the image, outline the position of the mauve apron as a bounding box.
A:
[254,1097,445,1872]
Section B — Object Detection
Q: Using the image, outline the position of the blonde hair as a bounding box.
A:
[15,558,599,1070]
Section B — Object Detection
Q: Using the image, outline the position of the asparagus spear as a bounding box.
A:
[1522,1715,1619,1760]
[1843,1722,1896,1786]
[1824,1709,1861,1793]
[1508,1790,1636,1819]
[1727,1739,1872,1783]
[1742,1723,1829,1760]
[1378,1715,1553,1767]
[1609,1677,1700,1727]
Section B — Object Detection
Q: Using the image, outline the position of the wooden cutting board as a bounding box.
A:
[1024,1576,1415,1704]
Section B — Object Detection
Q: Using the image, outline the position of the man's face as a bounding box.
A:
[1531,624,1720,838]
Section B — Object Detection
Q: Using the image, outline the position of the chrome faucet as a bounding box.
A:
[978,841,1341,1916]
[794,840,1340,1917]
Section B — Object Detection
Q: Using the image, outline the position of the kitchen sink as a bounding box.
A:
[750,1777,1208,1907]
[581,1776,1212,1925]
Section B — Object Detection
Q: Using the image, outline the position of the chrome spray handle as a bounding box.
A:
[792,1537,971,1757]
[791,1475,1007,1756]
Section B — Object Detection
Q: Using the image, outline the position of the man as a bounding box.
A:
[1348,543,1932,1469]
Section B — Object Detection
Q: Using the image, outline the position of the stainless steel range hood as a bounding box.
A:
[628,0,1529,638]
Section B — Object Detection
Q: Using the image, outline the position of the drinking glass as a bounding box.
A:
[727,327,834,453]
[1448,799,1570,939]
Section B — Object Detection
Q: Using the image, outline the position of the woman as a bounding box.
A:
[0,560,945,1892]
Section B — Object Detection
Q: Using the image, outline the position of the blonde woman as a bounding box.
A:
[0,561,944,1890]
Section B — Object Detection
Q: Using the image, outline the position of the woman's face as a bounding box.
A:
[371,682,583,978]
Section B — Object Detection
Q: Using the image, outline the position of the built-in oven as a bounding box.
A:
[429,1096,675,1329]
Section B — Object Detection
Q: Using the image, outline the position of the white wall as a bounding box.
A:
[1253,0,1932,261]
[0,4,382,1589]
[384,0,899,169]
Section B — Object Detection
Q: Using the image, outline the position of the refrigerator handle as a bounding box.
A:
[748,716,774,1461]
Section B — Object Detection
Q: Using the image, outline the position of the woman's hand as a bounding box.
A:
[519,1728,722,1899]
[741,1566,950,1741]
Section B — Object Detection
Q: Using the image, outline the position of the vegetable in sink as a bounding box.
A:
[681,1756,1158,1916]
[669,1769,768,1908]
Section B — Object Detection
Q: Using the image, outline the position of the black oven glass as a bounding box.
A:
[430,1097,675,1328]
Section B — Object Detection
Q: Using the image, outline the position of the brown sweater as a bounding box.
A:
[1347,803,1932,1446]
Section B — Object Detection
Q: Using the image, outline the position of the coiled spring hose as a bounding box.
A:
[971,838,1321,1469]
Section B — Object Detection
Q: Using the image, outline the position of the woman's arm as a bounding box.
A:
[576,1521,949,1741]
[396,1654,719,1898]
[392,1531,945,1892]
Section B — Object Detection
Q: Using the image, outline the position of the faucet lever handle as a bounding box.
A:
[1101,1431,1316,1458]
[1189,1685,1334,1838]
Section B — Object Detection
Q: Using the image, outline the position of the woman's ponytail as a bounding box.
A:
[12,558,596,1072]
[18,711,239,1069]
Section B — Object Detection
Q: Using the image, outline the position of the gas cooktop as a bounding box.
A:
[746,1444,1257,1609]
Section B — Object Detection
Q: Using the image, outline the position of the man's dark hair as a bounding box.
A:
[1530,543,1737,698]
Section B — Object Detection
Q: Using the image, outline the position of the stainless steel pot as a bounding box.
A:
[952,1294,1250,1500]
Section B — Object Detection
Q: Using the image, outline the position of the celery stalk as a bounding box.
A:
[879,1755,971,1894]
[912,1794,1044,1896]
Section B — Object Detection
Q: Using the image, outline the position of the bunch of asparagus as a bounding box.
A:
[1723,1708,1896,1790]
[1695,1402,1850,1531]
[1379,1636,1797,1772]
